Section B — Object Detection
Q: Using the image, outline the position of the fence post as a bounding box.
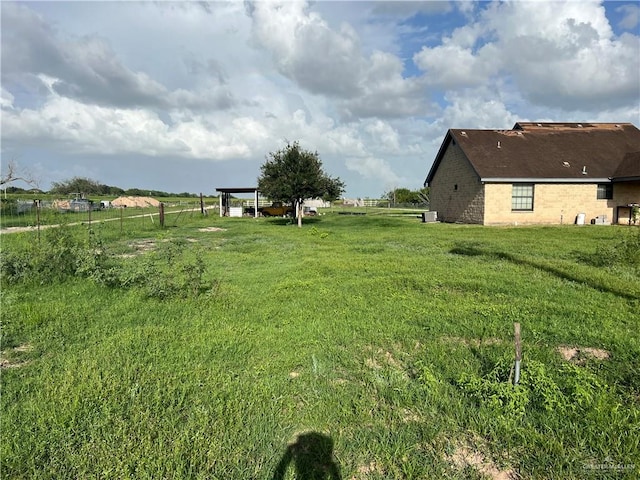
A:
[36,199,41,243]
[200,193,205,215]
[513,323,522,385]
[159,202,165,228]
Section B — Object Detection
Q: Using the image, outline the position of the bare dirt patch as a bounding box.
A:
[441,336,504,347]
[449,445,518,480]
[557,346,610,364]
[365,357,382,369]
[401,408,422,423]
[0,343,33,369]
[197,227,227,232]
[350,460,385,479]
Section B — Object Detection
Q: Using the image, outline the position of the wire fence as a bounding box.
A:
[0,199,220,234]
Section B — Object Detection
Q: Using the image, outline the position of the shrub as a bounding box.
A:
[0,226,213,299]
[584,228,640,271]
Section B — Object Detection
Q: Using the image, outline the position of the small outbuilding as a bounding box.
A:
[216,187,259,218]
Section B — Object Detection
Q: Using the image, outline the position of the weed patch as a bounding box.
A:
[0,225,216,299]
[580,227,640,272]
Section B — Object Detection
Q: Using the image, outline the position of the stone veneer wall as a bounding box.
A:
[429,142,484,224]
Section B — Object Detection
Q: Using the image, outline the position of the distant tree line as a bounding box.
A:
[383,187,430,205]
[6,176,204,198]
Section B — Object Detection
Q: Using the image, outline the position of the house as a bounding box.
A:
[424,123,640,225]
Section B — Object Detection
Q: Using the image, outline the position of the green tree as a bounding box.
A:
[384,187,429,206]
[50,176,103,196]
[258,142,345,227]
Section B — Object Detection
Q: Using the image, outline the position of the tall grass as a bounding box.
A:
[1,214,639,479]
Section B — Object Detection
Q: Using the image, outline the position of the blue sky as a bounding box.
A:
[2,1,639,198]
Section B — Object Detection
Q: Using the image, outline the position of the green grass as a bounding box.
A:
[1,213,639,479]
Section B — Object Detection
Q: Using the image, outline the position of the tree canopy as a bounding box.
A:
[384,187,430,206]
[48,177,199,198]
[258,142,344,226]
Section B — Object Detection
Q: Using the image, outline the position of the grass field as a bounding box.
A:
[1,212,639,479]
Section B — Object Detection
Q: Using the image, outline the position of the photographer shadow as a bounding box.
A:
[271,431,341,480]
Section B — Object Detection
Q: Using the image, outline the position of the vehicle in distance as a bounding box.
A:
[243,202,295,217]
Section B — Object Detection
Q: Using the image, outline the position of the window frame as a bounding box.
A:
[596,183,613,200]
[511,183,534,212]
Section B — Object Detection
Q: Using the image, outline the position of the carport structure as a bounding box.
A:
[216,187,259,218]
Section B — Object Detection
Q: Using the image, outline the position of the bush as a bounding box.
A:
[0,226,99,284]
[584,228,640,271]
[0,226,213,299]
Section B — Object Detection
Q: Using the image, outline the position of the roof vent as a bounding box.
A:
[577,124,583,128]
[581,166,587,175]
[615,124,621,127]
[517,131,523,135]
[536,123,542,127]
[461,131,467,136]
[497,141,501,149]
[563,162,570,167]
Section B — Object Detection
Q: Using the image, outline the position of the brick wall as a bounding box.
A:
[429,142,484,223]
[484,182,640,225]
[614,181,640,224]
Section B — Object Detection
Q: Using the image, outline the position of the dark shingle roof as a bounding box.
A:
[426,123,640,184]
[613,152,640,181]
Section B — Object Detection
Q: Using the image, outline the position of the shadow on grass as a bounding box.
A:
[271,431,341,480]
[266,217,323,226]
[451,242,639,301]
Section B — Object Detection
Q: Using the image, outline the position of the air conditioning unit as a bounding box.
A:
[422,211,438,223]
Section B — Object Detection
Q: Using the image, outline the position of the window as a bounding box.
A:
[512,184,534,211]
[597,183,613,200]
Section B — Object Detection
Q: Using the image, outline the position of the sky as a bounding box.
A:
[1,0,639,198]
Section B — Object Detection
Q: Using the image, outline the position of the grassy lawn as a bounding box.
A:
[1,213,639,479]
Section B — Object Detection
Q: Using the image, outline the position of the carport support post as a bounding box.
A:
[254,190,259,218]
[219,194,223,217]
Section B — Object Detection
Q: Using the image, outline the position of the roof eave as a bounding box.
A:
[425,130,483,186]
[424,130,452,186]
[480,177,612,183]
[612,176,640,182]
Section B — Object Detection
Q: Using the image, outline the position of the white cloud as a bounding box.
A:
[437,89,519,129]
[346,155,402,190]
[413,42,499,88]
[617,4,640,30]
[483,1,639,110]
[413,0,640,111]
[1,92,253,159]
[1,87,15,110]
[248,0,429,118]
